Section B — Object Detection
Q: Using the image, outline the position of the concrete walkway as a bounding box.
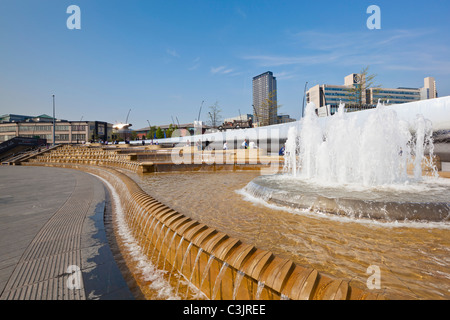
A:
[0,166,134,300]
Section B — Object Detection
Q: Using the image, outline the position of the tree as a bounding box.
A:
[258,90,282,126]
[146,126,157,139]
[348,66,381,110]
[207,101,223,128]
[155,127,164,139]
[165,124,178,138]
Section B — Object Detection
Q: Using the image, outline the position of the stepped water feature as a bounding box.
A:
[16,97,450,299]
[245,102,450,223]
[21,157,382,299]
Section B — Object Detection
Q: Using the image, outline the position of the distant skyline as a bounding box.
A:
[1,0,449,130]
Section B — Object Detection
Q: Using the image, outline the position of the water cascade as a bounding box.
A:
[24,146,396,300]
[19,97,450,299]
[288,101,435,185]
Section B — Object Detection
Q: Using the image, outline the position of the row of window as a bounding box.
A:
[1,134,87,142]
[0,125,88,132]
[324,92,356,97]
[371,90,420,96]
[324,87,420,96]
[0,126,16,132]
[372,94,419,100]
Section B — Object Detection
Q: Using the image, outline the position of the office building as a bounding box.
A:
[253,71,278,126]
[224,114,254,123]
[277,114,296,124]
[306,74,438,116]
[0,113,113,144]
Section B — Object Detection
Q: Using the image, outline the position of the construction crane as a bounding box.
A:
[125,108,131,124]
[197,100,204,122]
[113,109,132,130]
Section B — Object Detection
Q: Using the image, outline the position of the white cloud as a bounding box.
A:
[276,71,297,80]
[211,66,234,74]
[235,7,247,19]
[166,49,180,58]
[241,28,450,75]
[188,57,201,71]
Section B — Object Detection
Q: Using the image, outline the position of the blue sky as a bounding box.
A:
[1,0,449,130]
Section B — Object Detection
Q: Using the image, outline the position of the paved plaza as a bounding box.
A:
[0,166,134,300]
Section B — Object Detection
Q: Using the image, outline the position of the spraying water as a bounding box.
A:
[243,101,450,223]
[285,101,436,186]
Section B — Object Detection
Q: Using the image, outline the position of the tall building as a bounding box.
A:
[422,77,438,100]
[306,74,438,117]
[252,71,278,126]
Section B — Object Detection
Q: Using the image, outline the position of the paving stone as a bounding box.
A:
[0,166,134,300]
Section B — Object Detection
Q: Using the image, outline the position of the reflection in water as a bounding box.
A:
[244,174,450,222]
[130,170,450,300]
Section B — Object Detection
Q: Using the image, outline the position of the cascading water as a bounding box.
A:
[286,101,435,185]
[244,101,450,223]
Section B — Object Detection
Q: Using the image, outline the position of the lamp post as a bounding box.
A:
[52,94,56,146]
[252,104,259,127]
[302,81,308,118]
[146,120,152,141]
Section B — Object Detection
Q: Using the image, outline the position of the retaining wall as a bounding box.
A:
[22,157,383,300]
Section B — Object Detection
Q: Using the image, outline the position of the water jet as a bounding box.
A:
[244,102,450,223]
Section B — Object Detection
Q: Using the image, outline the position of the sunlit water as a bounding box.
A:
[127,170,450,300]
[245,173,450,222]
[286,102,437,185]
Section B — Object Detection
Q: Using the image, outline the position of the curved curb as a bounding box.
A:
[23,160,384,300]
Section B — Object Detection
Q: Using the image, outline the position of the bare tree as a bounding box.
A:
[348,66,381,110]
[207,101,223,128]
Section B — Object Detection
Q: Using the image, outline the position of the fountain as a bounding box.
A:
[19,98,450,299]
[244,102,450,223]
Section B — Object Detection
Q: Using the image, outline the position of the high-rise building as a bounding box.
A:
[252,71,278,126]
[422,77,438,100]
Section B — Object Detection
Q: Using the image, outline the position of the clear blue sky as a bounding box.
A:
[1,0,449,130]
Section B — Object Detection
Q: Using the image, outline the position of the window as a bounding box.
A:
[55,134,69,141]
[0,126,16,132]
[56,125,69,131]
[72,125,86,131]
[71,134,86,141]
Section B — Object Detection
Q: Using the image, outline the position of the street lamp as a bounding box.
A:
[302,82,308,118]
[52,94,55,146]
[146,120,152,141]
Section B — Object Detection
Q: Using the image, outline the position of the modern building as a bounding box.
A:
[0,114,113,144]
[0,114,34,123]
[306,74,438,116]
[224,114,254,123]
[253,71,278,126]
[277,114,296,124]
[134,123,212,140]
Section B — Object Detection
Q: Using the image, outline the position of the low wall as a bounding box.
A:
[24,161,383,300]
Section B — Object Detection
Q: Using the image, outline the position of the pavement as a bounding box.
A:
[0,165,135,300]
